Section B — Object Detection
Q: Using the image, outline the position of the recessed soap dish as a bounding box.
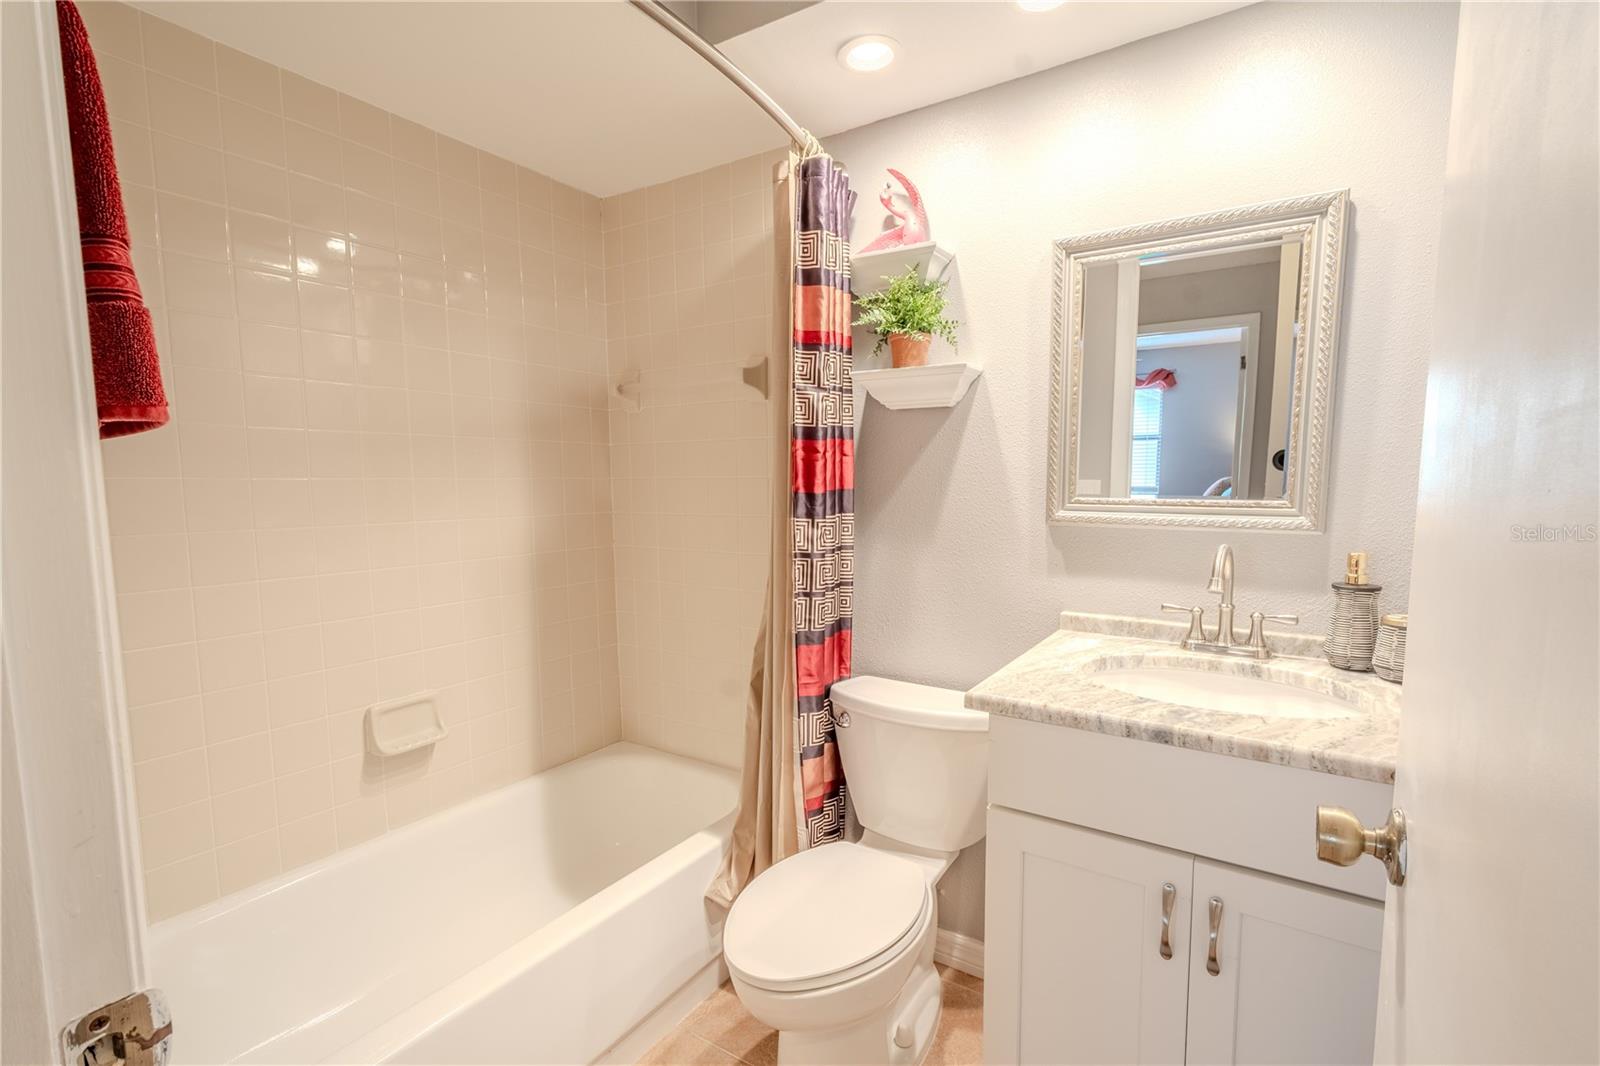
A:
[365,692,446,757]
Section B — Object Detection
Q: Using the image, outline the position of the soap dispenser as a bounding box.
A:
[1325,551,1383,671]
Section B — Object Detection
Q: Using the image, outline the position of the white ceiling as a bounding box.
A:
[138,1,1247,198]
[720,1,1249,145]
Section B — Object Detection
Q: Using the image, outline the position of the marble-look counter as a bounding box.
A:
[965,612,1402,783]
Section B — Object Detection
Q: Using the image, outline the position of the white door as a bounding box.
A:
[1371,3,1599,1062]
[2,3,148,1062]
[1185,860,1382,1066]
[985,808,1192,1065]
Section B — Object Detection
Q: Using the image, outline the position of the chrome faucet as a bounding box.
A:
[1161,543,1300,660]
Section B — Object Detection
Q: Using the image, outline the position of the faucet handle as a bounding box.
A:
[1161,603,1206,648]
[1246,611,1299,658]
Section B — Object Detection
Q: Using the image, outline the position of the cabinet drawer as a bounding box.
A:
[989,715,1393,900]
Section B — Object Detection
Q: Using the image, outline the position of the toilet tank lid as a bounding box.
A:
[830,675,988,732]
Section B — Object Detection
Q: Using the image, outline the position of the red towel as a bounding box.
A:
[56,0,169,438]
[1136,368,1177,390]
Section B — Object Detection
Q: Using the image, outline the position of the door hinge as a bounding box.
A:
[61,990,171,1066]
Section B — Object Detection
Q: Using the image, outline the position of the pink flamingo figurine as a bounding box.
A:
[858,169,930,253]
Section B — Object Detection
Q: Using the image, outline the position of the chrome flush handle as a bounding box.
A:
[1159,882,1176,960]
[1206,897,1223,976]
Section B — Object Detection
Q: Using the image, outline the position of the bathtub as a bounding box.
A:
[147,743,739,1064]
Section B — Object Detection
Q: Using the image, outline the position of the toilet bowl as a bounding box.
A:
[722,677,988,1066]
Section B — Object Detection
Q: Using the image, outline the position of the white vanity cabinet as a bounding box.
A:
[984,715,1390,1066]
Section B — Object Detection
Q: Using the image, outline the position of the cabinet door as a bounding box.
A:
[985,807,1193,1065]
[1185,859,1383,1065]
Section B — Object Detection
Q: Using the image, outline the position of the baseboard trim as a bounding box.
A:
[934,928,984,979]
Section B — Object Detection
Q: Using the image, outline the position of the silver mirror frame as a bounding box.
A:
[1047,189,1349,531]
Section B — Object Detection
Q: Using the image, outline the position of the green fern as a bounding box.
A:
[852,266,959,356]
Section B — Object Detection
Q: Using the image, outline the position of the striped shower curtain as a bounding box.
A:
[707,152,854,908]
[791,155,855,846]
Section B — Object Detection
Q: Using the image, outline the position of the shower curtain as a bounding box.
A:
[791,154,855,845]
[709,151,855,907]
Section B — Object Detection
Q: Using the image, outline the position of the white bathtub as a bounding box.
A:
[148,743,738,1064]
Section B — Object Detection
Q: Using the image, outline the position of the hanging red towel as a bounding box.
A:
[55,0,169,438]
[1136,367,1177,390]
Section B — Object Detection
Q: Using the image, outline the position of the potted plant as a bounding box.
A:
[853,266,959,368]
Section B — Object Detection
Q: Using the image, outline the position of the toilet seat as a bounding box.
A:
[724,843,931,994]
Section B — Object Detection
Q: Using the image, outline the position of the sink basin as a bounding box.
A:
[1090,666,1358,720]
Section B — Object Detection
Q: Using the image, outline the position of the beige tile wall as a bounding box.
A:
[600,155,782,770]
[84,3,621,921]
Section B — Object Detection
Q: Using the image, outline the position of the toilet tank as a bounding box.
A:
[830,676,988,853]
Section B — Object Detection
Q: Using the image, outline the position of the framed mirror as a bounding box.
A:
[1047,190,1348,530]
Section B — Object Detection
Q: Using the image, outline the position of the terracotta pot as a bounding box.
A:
[888,333,931,368]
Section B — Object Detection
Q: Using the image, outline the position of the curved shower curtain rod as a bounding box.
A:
[627,0,821,156]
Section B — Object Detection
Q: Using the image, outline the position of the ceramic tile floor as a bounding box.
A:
[639,964,983,1065]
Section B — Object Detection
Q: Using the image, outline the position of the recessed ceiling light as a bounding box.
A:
[837,35,898,73]
[1016,0,1067,11]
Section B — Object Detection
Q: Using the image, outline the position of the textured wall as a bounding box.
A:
[86,2,619,920]
[830,1,1459,938]
[834,0,1457,690]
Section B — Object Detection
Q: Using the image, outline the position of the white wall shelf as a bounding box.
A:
[852,241,955,294]
[857,362,982,410]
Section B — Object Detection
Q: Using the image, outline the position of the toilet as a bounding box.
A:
[722,676,989,1065]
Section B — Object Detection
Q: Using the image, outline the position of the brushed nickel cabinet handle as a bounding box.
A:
[1206,897,1223,976]
[1159,882,1176,960]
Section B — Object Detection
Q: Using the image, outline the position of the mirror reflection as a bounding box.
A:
[1075,239,1305,501]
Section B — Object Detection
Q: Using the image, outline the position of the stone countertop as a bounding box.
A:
[965,612,1402,784]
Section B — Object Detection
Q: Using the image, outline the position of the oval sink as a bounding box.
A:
[1090,666,1358,720]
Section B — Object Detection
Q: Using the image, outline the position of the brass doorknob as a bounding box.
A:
[1315,806,1407,886]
